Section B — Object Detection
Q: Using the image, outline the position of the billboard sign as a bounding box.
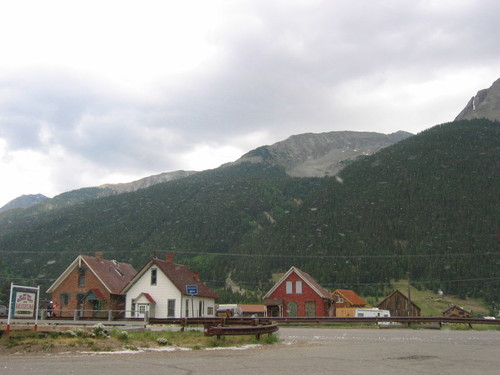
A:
[13,291,37,318]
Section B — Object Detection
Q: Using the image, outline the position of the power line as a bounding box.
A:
[0,249,498,259]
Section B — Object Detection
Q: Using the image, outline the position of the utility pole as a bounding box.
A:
[407,272,412,316]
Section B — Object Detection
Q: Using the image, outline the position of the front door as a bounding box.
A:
[137,303,149,318]
[287,301,298,317]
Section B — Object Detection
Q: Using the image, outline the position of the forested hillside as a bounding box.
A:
[0,162,325,298]
[231,119,499,303]
[0,119,498,306]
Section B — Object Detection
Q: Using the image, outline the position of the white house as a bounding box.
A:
[122,254,218,318]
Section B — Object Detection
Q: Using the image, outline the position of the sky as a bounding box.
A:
[1,0,499,207]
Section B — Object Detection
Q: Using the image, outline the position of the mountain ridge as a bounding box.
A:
[1,130,411,214]
[455,77,500,121]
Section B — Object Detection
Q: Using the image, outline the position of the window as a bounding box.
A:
[168,299,176,317]
[60,293,70,306]
[78,267,86,287]
[151,268,157,285]
[286,281,293,294]
[198,300,204,317]
[207,306,214,315]
[295,281,302,294]
[131,299,136,318]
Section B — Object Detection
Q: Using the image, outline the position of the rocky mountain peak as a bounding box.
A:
[455,77,500,121]
[0,194,49,213]
[232,130,413,177]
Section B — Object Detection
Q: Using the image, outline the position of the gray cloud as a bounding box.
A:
[1,0,499,205]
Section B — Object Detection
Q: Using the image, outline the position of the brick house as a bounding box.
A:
[263,266,334,317]
[442,305,472,318]
[46,252,136,318]
[122,253,218,319]
[377,290,421,317]
[331,289,368,317]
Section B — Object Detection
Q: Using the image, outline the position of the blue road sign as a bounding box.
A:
[186,285,198,295]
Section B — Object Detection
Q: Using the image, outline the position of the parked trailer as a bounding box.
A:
[355,308,391,317]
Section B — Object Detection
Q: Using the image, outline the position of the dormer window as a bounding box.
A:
[151,268,157,285]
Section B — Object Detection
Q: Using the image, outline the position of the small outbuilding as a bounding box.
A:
[331,289,368,317]
[442,305,472,318]
[377,290,421,317]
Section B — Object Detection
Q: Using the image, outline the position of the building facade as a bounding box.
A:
[46,252,136,318]
[264,266,334,317]
[122,254,218,319]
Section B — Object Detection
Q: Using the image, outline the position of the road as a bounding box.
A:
[1,327,499,374]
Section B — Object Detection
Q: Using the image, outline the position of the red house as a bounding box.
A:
[263,266,334,317]
[46,252,136,318]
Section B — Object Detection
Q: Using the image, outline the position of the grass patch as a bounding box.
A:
[0,326,279,354]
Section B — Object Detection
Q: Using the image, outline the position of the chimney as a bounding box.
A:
[95,252,104,261]
[193,272,200,281]
[166,252,174,263]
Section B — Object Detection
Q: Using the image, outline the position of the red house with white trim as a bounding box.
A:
[263,266,334,317]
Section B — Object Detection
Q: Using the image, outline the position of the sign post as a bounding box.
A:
[186,285,198,317]
[7,283,40,334]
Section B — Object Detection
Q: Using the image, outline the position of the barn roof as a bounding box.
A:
[377,289,421,311]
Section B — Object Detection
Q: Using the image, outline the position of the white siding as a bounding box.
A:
[124,264,216,318]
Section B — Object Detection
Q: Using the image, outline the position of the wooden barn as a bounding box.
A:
[377,290,421,317]
[442,305,472,318]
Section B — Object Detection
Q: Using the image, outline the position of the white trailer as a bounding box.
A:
[355,308,391,318]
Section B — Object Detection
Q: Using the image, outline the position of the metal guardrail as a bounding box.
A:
[148,316,500,327]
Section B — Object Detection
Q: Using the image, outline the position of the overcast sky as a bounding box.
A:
[1,0,499,207]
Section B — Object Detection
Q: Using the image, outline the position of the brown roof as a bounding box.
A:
[264,266,332,300]
[377,290,421,312]
[295,268,332,299]
[152,258,218,298]
[141,292,156,304]
[82,255,137,294]
[332,289,368,306]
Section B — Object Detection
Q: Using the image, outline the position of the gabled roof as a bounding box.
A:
[122,258,218,299]
[377,289,421,311]
[136,292,156,304]
[46,255,137,294]
[332,289,368,306]
[264,266,332,300]
[442,305,471,314]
